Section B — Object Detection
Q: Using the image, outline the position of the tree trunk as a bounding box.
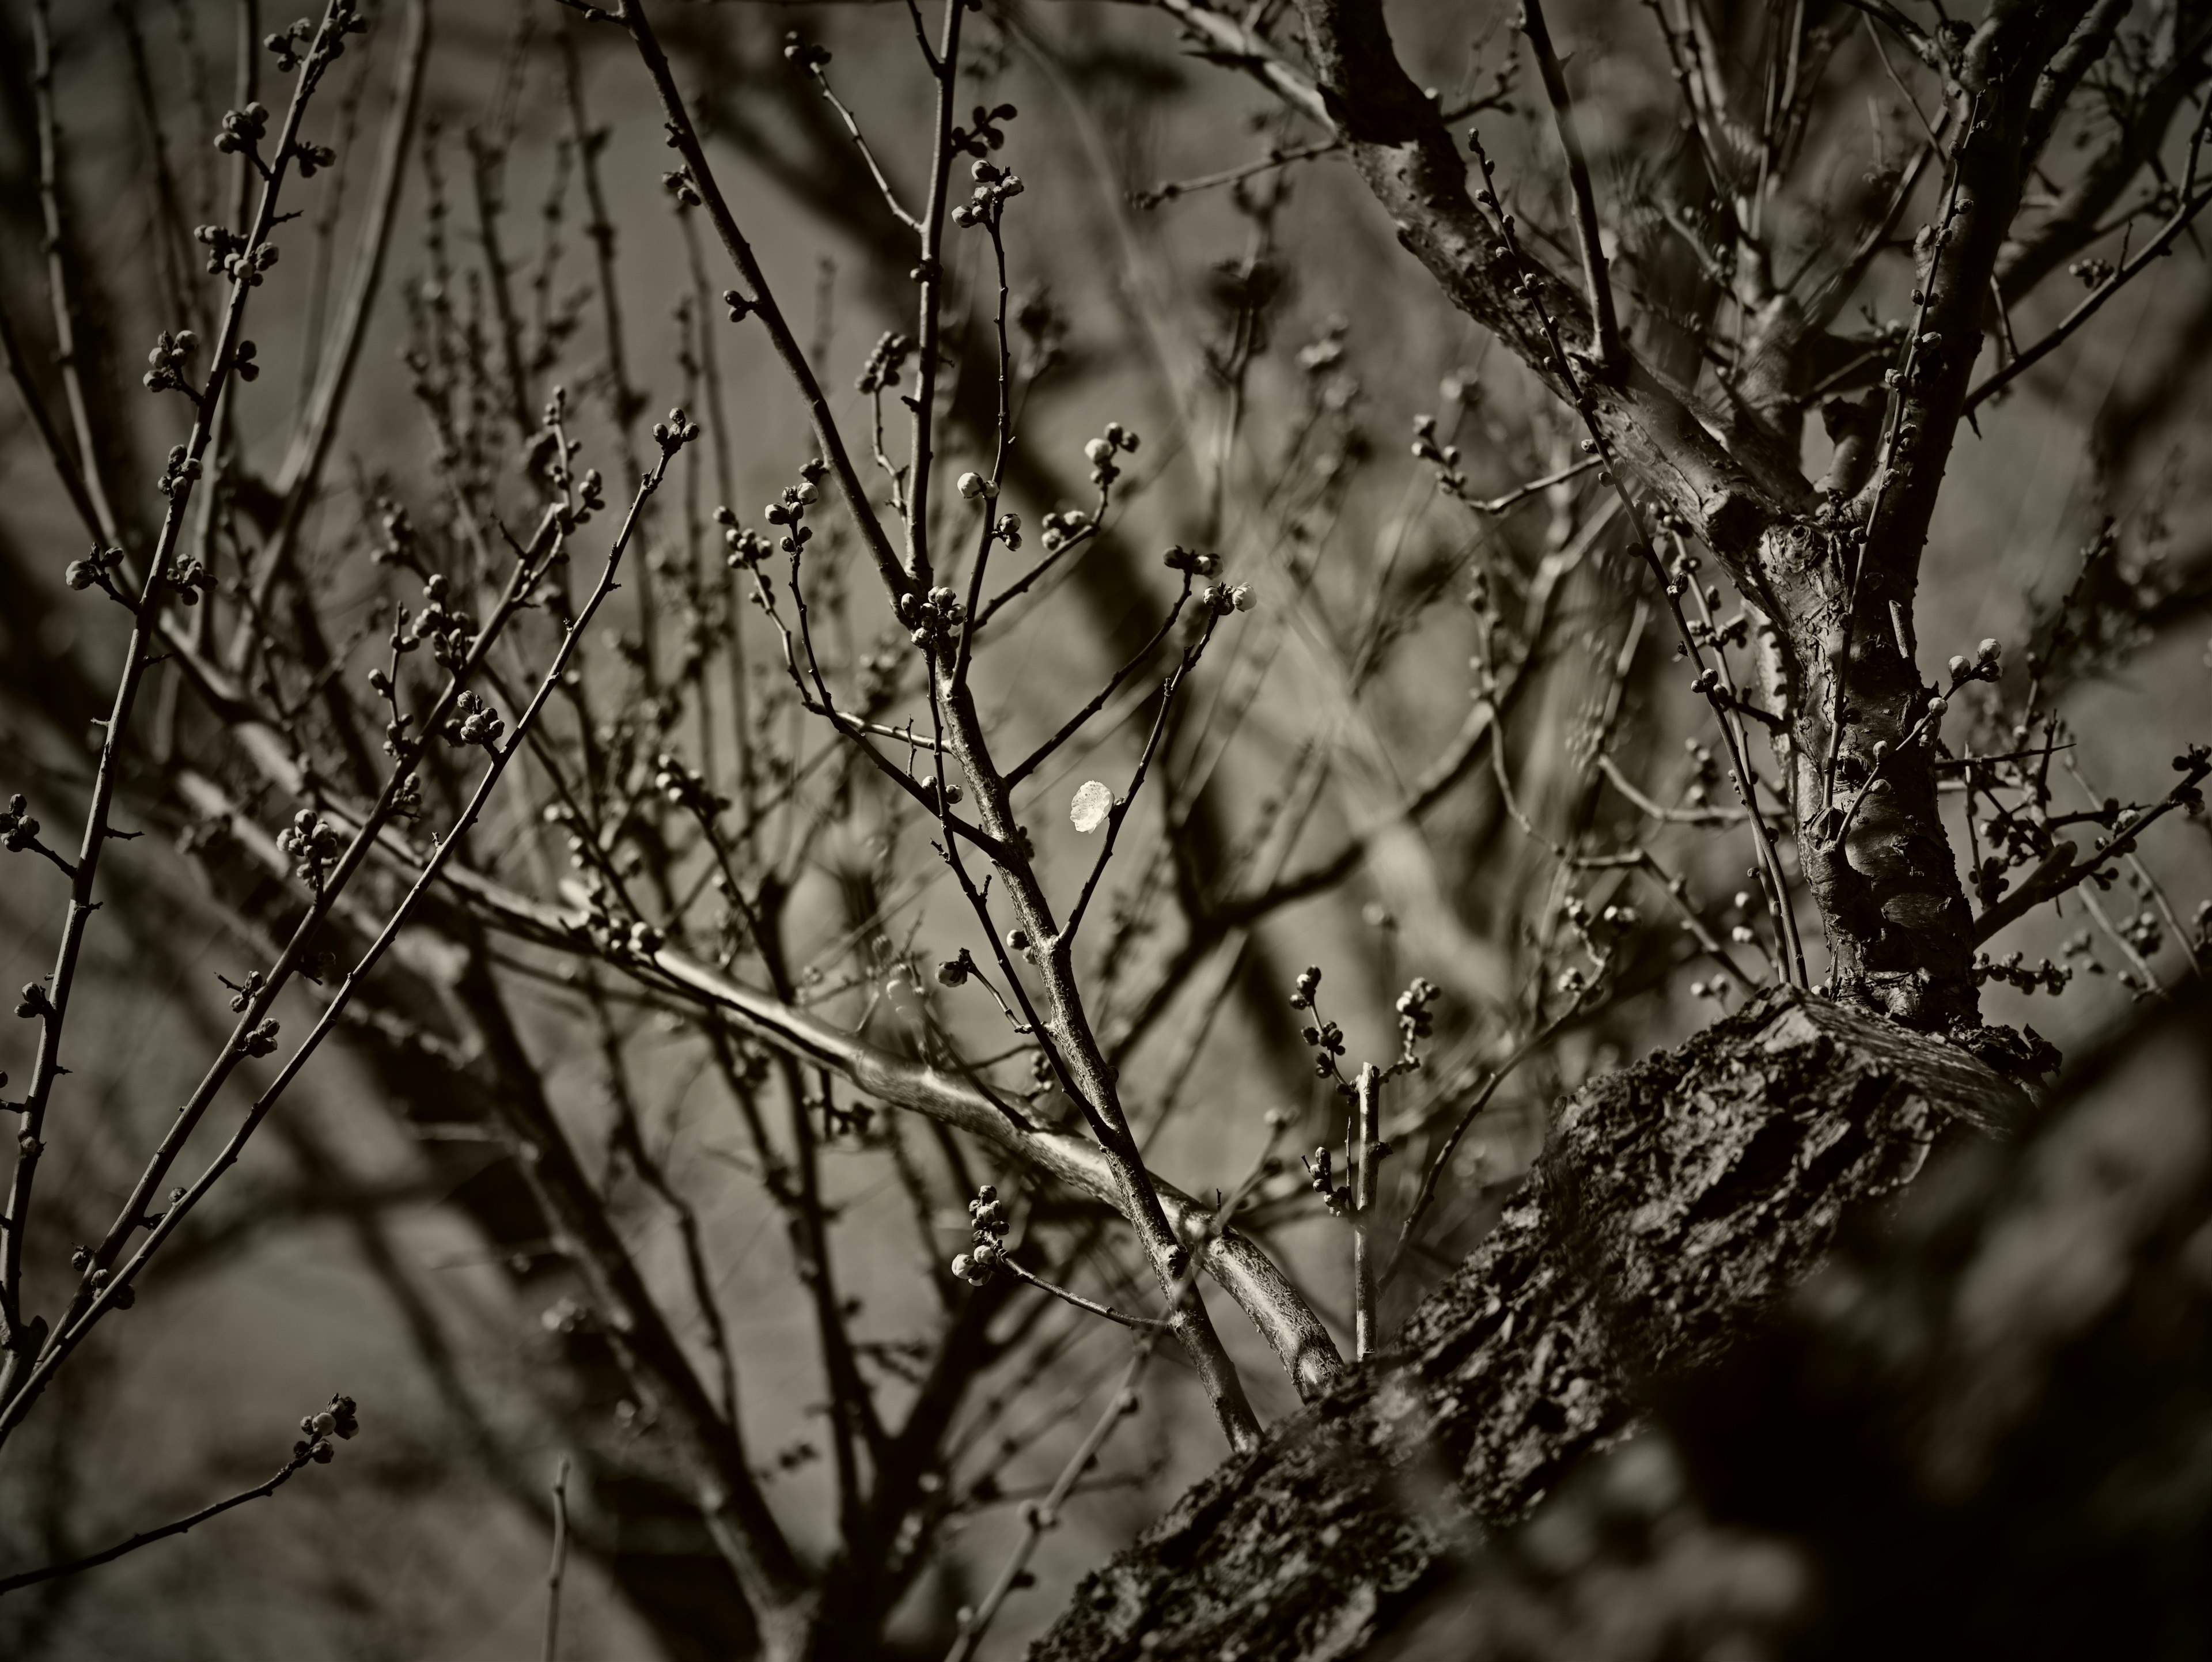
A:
[1033,990,2027,1661]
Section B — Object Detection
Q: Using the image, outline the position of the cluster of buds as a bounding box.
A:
[950,101,1018,160]
[406,574,466,653]
[143,330,199,395]
[762,460,827,556]
[1974,948,2071,995]
[1410,412,1468,498]
[1944,637,2003,684]
[218,968,267,1012]
[993,510,1022,551]
[952,158,1025,229]
[441,689,505,750]
[293,140,339,179]
[293,1394,361,1466]
[85,1265,136,1309]
[2126,911,2170,963]
[781,29,831,70]
[934,948,980,989]
[653,751,724,817]
[238,1017,282,1058]
[1081,423,1138,489]
[856,331,914,396]
[950,1185,1009,1286]
[1,794,39,853]
[662,165,703,209]
[165,554,213,607]
[1200,581,1257,616]
[1296,317,1349,377]
[720,286,755,324]
[224,240,281,289]
[1162,545,1221,578]
[276,808,342,885]
[1039,507,1090,553]
[552,463,604,530]
[372,499,418,566]
[898,584,965,653]
[263,14,319,70]
[63,543,124,594]
[158,444,203,501]
[1680,737,1721,808]
[1395,976,1441,1058]
[1301,1145,1349,1215]
[193,223,247,277]
[718,518,770,571]
[1300,1017,1346,1076]
[214,101,271,157]
[2067,255,2116,289]
[397,577,478,671]
[652,405,702,455]
[1289,968,1347,1077]
[1560,894,1638,962]
[16,982,52,1020]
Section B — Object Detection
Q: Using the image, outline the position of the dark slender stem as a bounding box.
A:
[541,1457,571,1662]
[0,1443,317,1595]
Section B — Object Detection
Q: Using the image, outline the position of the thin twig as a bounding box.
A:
[1521,0,1623,370]
[541,1457,571,1662]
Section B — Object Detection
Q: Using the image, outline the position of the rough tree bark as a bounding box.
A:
[1033,990,2027,1660]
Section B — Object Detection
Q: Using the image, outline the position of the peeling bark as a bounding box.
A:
[1032,990,2027,1661]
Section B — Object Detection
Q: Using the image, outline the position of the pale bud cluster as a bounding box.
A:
[143,330,198,395]
[1039,508,1090,552]
[0,794,38,854]
[293,1393,361,1466]
[441,689,505,750]
[1082,422,1139,489]
[856,331,914,396]
[898,585,965,652]
[782,29,832,70]
[63,543,124,593]
[1944,637,2003,685]
[1200,582,1256,615]
[950,1185,1010,1286]
[715,507,770,571]
[395,573,479,671]
[761,460,828,556]
[276,808,342,885]
[652,405,703,453]
[654,752,725,817]
[213,102,270,157]
[158,445,203,501]
[952,158,1025,229]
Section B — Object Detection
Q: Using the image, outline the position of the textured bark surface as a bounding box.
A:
[1032,990,2027,1661]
